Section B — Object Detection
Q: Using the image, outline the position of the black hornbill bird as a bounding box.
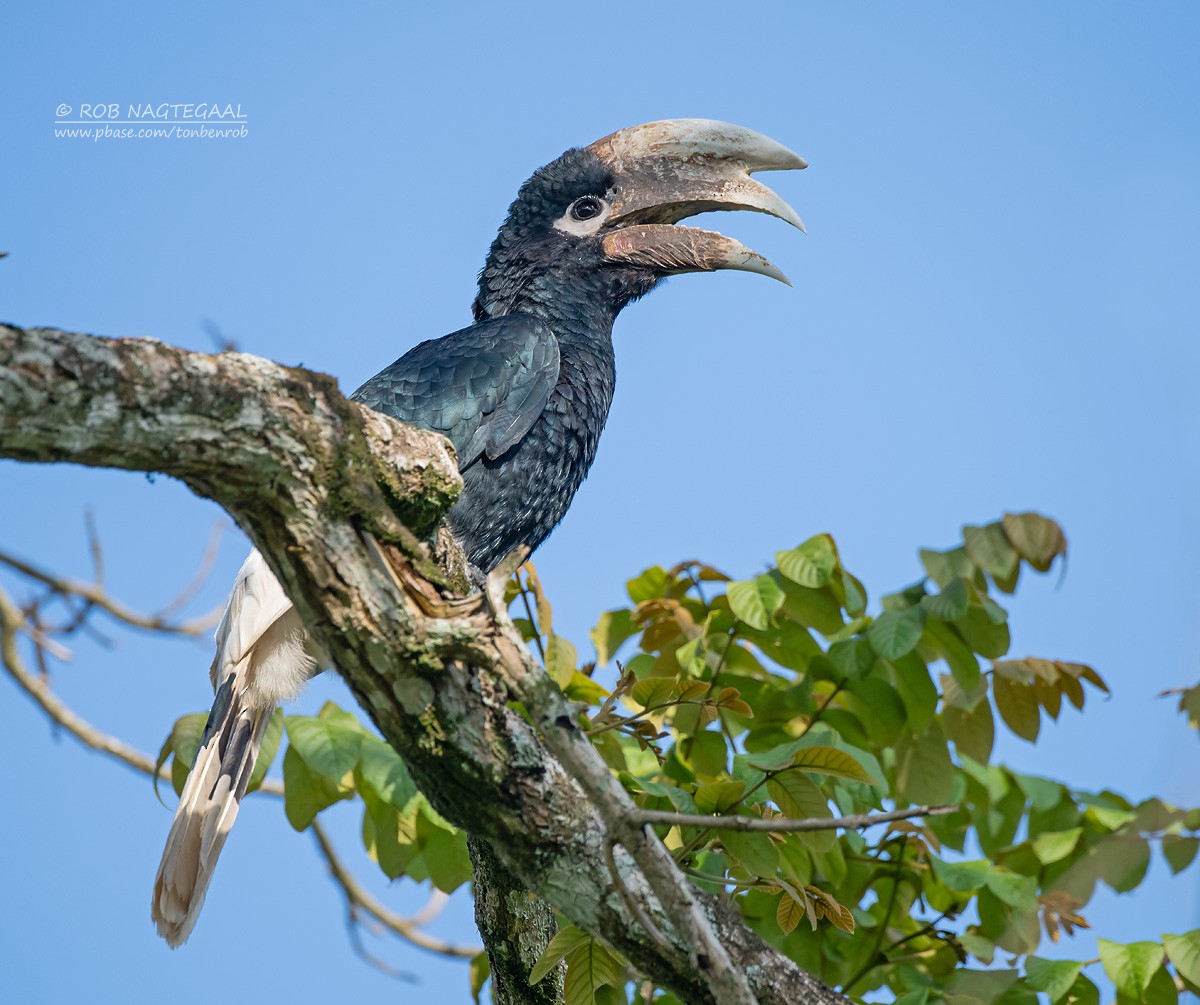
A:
[151,119,806,946]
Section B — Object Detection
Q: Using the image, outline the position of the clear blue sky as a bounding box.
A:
[2,3,1198,1002]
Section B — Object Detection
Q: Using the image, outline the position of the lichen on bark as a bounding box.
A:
[0,323,850,1005]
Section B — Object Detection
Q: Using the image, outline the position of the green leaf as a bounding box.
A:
[868,606,926,660]
[924,619,982,689]
[791,745,874,783]
[695,779,745,814]
[828,637,875,680]
[842,677,907,746]
[963,522,1020,581]
[776,534,838,588]
[895,720,954,804]
[1099,940,1166,1000]
[247,707,285,794]
[590,608,637,666]
[285,715,363,780]
[1002,512,1067,573]
[768,773,833,851]
[281,744,353,830]
[1163,930,1200,987]
[930,856,990,893]
[156,712,208,800]
[944,690,995,764]
[922,577,971,621]
[630,677,682,709]
[469,951,490,1004]
[1063,974,1100,1005]
[675,636,707,676]
[1142,966,1178,1005]
[889,653,939,732]
[1162,836,1200,875]
[421,818,473,893]
[1025,958,1084,1002]
[746,738,810,773]
[921,546,977,588]
[1031,828,1082,866]
[985,869,1037,912]
[778,579,845,635]
[1098,834,1151,893]
[685,729,729,777]
[727,574,785,630]
[563,939,623,1005]
[724,828,779,877]
[529,924,590,984]
[956,604,1012,659]
[743,619,821,673]
[545,634,578,687]
[564,671,608,704]
[356,737,418,811]
[839,570,869,617]
[627,566,669,604]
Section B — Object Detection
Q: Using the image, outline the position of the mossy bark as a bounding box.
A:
[0,324,850,1005]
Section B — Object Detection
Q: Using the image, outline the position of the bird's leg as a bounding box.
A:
[485,545,530,619]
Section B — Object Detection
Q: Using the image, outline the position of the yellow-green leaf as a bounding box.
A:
[1025,957,1084,1002]
[695,779,745,814]
[868,606,926,660]
[590,609,637,666]
[529,924,590,984]
[726,574,785,630]
[545,634,578,687]
[1032,828,1083,865]
[1164,930,1200,988]
[776,534,838,588]
[563,940,623,1005]
[792,745,874,783]
[1099,939,1165,1000]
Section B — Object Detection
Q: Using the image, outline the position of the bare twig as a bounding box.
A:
[0,547,221,636]
[1,580,478,961]
[154,521,226,620]
[636,805,954,834]
[311,820,482,959]
[0,585,203,783]
[606,840,672,954]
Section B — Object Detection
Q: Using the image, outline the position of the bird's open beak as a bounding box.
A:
[588,119,806,285]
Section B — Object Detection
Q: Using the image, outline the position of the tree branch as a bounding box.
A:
[468,836,562,1004]
[634,805,955,834]
[0,545,221,636]
[0,323,850,1005]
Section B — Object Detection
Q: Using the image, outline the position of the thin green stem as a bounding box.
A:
[843,839,908,995]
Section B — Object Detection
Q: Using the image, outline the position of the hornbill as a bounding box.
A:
[151,119,806,947]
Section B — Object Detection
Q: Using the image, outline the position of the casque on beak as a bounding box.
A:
[587,119,806,285]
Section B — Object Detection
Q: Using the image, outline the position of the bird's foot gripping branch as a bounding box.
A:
[5,323,1200,1005]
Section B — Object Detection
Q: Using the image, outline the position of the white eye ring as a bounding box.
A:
[553,195,611,236]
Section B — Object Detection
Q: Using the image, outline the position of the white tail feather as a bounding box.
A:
[151,549,320,947]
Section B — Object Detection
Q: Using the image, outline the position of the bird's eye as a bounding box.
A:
[570,196,605,222]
